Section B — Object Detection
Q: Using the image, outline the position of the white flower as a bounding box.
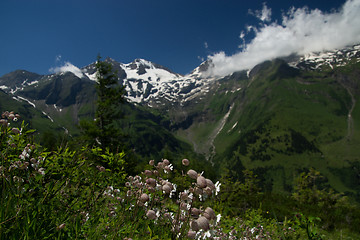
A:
[216,213,222,224]
[38,168,45,175]
[215,181,221,196]
[170,183,177,198]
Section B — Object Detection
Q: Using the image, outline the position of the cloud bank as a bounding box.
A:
[206,0,360,77]
[49,62,84,78]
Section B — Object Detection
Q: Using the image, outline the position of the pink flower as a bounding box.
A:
[196,175,207,188]
[187,169,198,179]
[146,210,157,220]
[196,216,210,231]
[187,230,196,239]
[139,193,149,203]
[182,158,190,166]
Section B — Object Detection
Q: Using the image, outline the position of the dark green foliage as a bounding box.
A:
[80,55,126,153]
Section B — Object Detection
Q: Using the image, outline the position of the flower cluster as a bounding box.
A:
[8,144,45,176]
[123,158,223,239]
[0,111,20,127]
[1,111,45,182]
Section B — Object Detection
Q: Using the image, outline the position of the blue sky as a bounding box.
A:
[0,0,357,77]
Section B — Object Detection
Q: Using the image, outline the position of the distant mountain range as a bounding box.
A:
[1,44,360,198]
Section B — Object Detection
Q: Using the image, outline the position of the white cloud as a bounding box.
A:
[49,62,84,78]
[249,3,272,22]
[55,55,62,62]
[205,0,360,77]
[204,42,209,49]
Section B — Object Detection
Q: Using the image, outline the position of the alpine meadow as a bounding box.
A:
[1,0,360,239]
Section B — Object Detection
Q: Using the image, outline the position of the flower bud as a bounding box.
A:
[180,192,188,201]
[205,207,216,220]
[149,160,155,166]
[162,184,171,194]
[144,170,152,176]
[182,158,190,166]
[203,212,211,220]
[196,216,210,231]
[139,193,149,203]
[187,169,198,179]
[148,186,155,193]
[146,178,156,188]
[191,220,199,231]
[191,207,201,217]
[204,187,212,196]
[187,230,196,239]
[196,175,207,188]
[205,179,215,190]
[11,128,20,134]
[157,162,164,169]
[57,223,66,230]
[0,119,7,126]
[146,210,157,220]
[194,187,203,196]
[163,159,170,165]
[180,202,188,210]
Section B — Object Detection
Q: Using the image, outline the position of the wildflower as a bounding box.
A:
[205,179,215,190]
[214,181,221,195]
[166,163,174,171]
[196,216,210,231]
[182,158,190,166]
[187,169,198,179]
[191,207,201,217]
[187,230,196,239]
[180,202,188,210]
[146,178,156,188]
[163,159,170,165]
[162,184,172,194]
[149,160,155,165]
[139,193,149,203]
[204,207,216,220]
[57,223,66,230]
[38,168,45,175]
[144,169,152,176]
[191,220,199,231]
[157,162,164,169]
[96,165,106,172]
[0,119,7,126]
[216,214,222,224]
[180,191,188,201]
[194,187,203,196]
[204,187,212,196]
[197,175,207,188]
[11,128,20,134]
[146,210,157,220]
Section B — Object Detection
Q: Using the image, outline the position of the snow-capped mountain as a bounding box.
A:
[1,43,360,111]
[81,58,217,106]
[289,44,360,70]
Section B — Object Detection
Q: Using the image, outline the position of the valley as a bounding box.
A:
[1,44,360,199]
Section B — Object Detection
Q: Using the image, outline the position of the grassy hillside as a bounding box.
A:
[172,59,360,198]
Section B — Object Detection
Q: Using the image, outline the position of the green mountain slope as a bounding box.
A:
[202,60,360,196]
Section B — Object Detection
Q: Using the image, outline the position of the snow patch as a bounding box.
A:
[15,96,36,108]
[42,111,54,122]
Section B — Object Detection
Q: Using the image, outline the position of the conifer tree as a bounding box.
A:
[80,55,126,153]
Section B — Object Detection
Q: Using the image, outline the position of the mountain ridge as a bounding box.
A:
[1,44,360,197]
